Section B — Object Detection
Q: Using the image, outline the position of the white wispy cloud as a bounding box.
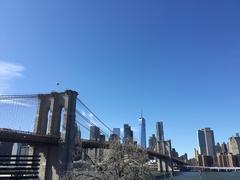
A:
[0,61,25,94]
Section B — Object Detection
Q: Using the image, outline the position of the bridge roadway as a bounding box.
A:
[0,129,186,165]
[80,139,186,165]
[0,128,59,144]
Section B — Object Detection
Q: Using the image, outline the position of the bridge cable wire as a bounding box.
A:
[76,110,109,137]
[0,95,38,132]
[76,121,90,132]
[0,94,38,100]
[76,111,99,130]
[77,98,113,134]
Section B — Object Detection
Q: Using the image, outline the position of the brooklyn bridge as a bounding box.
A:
[0,90,186,180]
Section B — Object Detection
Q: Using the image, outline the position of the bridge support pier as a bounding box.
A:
[157,159,173,172]
[166,160,173,172]
[33,90,78,180]
[86,148,105,163]
[162,160,167,172]
[157,159,168,172]
[34,146,48,180]
[157,159,162,172]
[156,139,173,173]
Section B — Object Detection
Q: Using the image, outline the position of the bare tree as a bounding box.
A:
[62,140,154,180]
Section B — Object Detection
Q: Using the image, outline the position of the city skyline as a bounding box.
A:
[1,1,240,157]
[1,91,240,178]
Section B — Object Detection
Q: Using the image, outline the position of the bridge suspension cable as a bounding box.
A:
[0,94,38,99]
[0,94,38,133]
[76,121,90,132]
[0,93,114,140]
[76,110,109,137]
[77,98,113,134]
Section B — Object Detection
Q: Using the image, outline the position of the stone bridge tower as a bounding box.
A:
[33,90,78,180]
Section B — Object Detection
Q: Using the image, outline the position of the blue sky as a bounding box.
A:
[1,0,240,157]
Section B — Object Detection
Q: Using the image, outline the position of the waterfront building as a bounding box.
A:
[198,155,213,167]
[148,134,157,151]
[215,143,222,154]
[228,133,240,155]
[139,115,146,149]
[217,153,228,167]
[197,128,216,157]
[194,148,199,160]
[198,129,207,155]
[113,128,120,137]
[216,153,238,167]
[188,158,198,166]
[124,124,133,143]
[221,142,228,154]
[90,126,100,141]
[180,153,188,163]
[171,148,179,158]
[156,121,164,141]
[227,153,238,167]
[204,128,216,156]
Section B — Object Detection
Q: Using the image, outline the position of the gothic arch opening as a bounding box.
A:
[46,108,52,135]
[60,107,66,136]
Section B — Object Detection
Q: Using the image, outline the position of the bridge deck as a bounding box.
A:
[0,130,186,165]
[0,129,59,144]
[80,140,186,165]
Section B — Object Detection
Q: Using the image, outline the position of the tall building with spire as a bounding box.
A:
[139,114,146,149]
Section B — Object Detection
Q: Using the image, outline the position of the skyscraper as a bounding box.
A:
[204,128,216,156]
[99,134,106,142]
[156,122,164,141]
[113,128,121,137]
[124,124,133,143]
[228,133,240,155]
[198,129,207,155]
[221,142,228,154]
[139,116,146,149]
[90,126,100,141]
[215,142,222,154]
[197,128,216,157]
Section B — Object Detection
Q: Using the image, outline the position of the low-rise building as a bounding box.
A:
[198,155,213,167]
[216,153,238,167]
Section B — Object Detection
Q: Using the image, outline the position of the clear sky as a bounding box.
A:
[1,0,240,157]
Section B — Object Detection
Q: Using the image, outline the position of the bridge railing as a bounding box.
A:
[0,155,40,179]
